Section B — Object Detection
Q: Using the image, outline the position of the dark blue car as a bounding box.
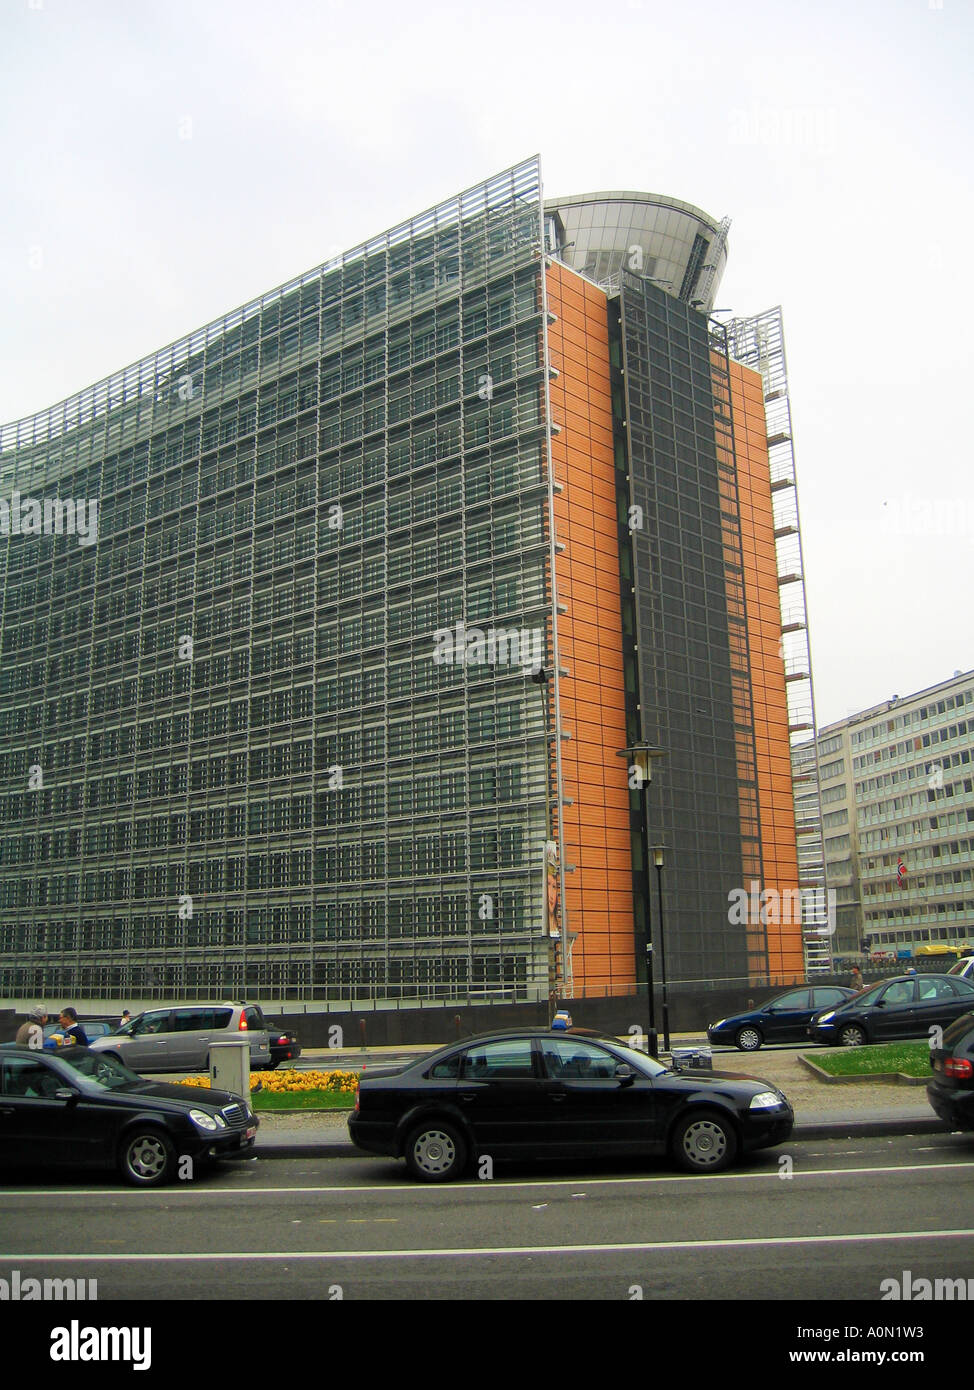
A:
[708,985,858,1051]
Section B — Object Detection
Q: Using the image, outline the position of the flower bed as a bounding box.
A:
[178,1068,358,1095]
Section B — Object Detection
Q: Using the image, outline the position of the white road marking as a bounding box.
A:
[1,1159,969,1198]
[4,1228,974,1263]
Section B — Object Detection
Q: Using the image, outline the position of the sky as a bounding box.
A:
[1,0,971,727]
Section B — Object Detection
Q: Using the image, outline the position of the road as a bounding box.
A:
[3,1131,973,1301]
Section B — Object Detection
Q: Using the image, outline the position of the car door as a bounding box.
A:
[0,1054,68,1163]
[871,979,918,1039]
[915,976,974,1040]
[760,989,811,1043]
[538,1036,658,1153]
[114,1010,176,1071]
[0,1054,112,1168]
[453,1038,547,1156]
[169,1007,219,1071]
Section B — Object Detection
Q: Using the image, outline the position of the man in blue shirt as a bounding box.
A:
[57,1007,89,1047]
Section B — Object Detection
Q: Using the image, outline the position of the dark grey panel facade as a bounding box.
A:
[617,275,747,987]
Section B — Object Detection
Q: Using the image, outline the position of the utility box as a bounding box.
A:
[209,1038,251,1099]
[670,1045,713,1072]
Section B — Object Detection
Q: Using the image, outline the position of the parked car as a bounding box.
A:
[807,973,974,1047]
[707,985,858,1051]
[88,1002,270,1073]
[43,1019,116,1045]
[947,957,974,983]
[0,1044,257,1185]
[348,1028,794,1180]
[265,1021,301,1069]
[927,1012,974,1130]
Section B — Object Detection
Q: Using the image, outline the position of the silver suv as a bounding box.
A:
[89,1003,271,1074]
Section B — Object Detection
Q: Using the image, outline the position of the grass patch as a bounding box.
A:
[809,1041,932,1078]
[251,1089,354,1111]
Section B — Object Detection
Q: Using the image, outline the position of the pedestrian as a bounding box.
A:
[850,965,863,991]
[15,1005,48,1048]
[56,1007,89,1047]
[119,1009,131,1027]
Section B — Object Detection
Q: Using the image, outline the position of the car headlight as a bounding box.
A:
[749,1091,782,1110]
[816,1011,836,1024]
[189,1109,226,1131]
[710,1019,727,1030]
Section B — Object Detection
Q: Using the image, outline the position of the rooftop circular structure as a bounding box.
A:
[543,191,729,312]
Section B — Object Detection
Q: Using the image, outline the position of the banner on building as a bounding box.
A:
[544,840,561,938]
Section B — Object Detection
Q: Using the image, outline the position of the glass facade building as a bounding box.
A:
[0,159,559,1005]
[0,157,811,1010]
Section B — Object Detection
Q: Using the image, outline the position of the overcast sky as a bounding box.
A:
[1,0,971,727]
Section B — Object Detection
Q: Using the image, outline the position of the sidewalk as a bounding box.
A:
[251,1037,945,1159]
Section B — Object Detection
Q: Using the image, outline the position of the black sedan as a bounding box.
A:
[707,985,858,1051]
[927,1011,974,1130]
[348,1028,793,1180]
[0,1045,257,1186]
[807,973,974,1047]
[264,1021,301,1069]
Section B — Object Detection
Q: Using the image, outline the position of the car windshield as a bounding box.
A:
[57,1050,143,1091]
[853,983,887,1007]
[607,1039,667,1077]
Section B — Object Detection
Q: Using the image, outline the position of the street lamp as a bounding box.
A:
[651,845,670,1052]
[618,742,666,1055]
[533,666,558,1016]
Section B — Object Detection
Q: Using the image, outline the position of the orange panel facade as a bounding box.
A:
[545,262,635,995]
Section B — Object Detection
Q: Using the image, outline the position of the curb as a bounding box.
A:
[792,1116,945,1141]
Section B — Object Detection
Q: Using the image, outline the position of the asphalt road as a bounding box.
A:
[3,1131,973,1301]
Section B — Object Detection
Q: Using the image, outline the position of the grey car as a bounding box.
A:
[89,1002,271,1073]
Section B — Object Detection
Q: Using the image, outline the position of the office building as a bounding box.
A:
[817,670,974,955]
[0,156,817,1010]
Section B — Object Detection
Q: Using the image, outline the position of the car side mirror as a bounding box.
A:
[54,1088,78,1103]
[615,1063,634,1085]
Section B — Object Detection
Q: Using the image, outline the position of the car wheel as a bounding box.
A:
[671,1111,738,1174]
[838,1024,866,1047]
[734,1026,763,1052]
[404,1120,467,1182]
[118,1128,177,1187]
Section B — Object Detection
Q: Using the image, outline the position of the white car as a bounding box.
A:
[947,957,974,982]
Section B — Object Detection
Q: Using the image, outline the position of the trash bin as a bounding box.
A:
[669,1045,713,1072]
[209,1037,251,1099]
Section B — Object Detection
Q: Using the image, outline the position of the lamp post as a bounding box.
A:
[618,742,665,1056]
[533,666,558,1018]
[651,845,670,1052]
